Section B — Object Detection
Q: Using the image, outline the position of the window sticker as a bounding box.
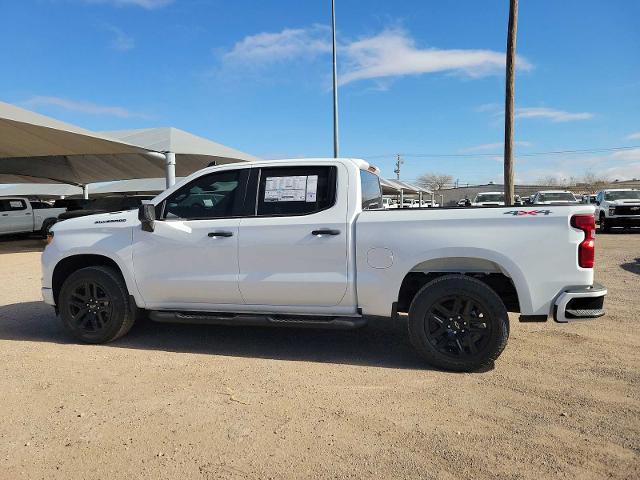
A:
[9,201,23,208]
[202,198,214,207]
[264,175,315,202]
[305,175,318,202]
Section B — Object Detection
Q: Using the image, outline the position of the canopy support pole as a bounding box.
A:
[400,189,404,208]
[165,151,176,188]
[82,184,89,199]
[419,191,423,206]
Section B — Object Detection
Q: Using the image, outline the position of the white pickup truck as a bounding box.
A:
[594,189,640,232]
[41,158,606,371]
[1,197,65,237]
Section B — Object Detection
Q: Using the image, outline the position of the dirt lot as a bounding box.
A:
[0,233,638,480]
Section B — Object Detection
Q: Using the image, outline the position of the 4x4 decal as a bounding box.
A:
[503,210,552,216]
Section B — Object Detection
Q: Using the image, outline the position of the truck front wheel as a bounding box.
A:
[408,275,509,372]
[58,266,136,344]
[599,213,610,233]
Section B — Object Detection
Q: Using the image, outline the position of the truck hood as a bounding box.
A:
[52,209,139,233]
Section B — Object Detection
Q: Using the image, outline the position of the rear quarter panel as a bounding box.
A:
[355,205,596,317]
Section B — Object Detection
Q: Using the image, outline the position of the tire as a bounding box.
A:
[40,218,57,238]
[58,266,136,344]
[407,275,509,372]
[599,213,610,233]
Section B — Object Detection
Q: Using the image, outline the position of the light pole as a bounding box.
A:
[331,0,339,158]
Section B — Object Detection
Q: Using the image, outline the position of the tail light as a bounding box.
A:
[571,214,595,268]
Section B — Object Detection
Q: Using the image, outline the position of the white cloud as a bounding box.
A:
[517,149,640,184]
[106,25,134,51]
[461,141,532,152]
[80,0,173,8]
[221,26,533,85]
[611,148,640,161]
[22,96,151,119]
[339,28,532,85]
[626,131,640,140]
[223,25,331,65]
[515,107,593,122]
[601,163,640,181]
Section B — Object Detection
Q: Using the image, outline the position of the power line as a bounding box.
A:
[362,145,640,160]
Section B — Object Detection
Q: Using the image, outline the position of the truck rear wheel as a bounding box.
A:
[58,266,136,344]
[408,275,509,372]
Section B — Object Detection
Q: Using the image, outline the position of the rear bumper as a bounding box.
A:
[553,283,607,323]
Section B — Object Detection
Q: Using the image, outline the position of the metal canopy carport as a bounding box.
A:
[0,101,256,196]
[384,179,433,206]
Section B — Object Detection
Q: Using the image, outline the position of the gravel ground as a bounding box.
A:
[0,233,638,479]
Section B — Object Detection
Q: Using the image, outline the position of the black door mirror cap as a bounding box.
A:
[138,203,156,232]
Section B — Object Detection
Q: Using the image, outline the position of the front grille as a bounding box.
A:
[614,205,640,215]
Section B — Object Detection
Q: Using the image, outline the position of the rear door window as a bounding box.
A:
[255,166,337,216]
[5,199,27,211]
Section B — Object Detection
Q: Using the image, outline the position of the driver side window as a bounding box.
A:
[163,169,246,220]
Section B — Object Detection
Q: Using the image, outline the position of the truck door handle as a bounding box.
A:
[25,213,32,215]
[208,231,233,238]
[1,213,8,217]
[312,229,341,236]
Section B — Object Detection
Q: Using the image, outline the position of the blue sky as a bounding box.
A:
[1,0,639,184]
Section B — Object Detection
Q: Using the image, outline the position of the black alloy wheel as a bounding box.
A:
[424,295,492,359]
[408,275,509,372]
[59,266,136,343]
[67,281,113,335]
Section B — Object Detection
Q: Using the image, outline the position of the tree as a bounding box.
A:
[416,173,454,191]
[536,175,560,186]
[581,171,609,192]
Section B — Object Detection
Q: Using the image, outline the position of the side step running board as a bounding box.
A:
[148,311,367,330]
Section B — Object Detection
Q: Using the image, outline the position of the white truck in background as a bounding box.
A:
[532,190,579,205]
[0,197,65,237]
[594,189,640,232]
[41,158,606,372]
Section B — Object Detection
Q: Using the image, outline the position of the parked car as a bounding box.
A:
[0,197,66,237]
[42,158,606,372]
[532,190,579,205]
[471,192,505,206]
[57,195,154,221]
[594,189,640,232]
[401,199,420,208]
[53,198,91,212]
[458,198,471,207]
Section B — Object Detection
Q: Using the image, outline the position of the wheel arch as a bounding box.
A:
[52,254,136,306]
[396,255,527,314]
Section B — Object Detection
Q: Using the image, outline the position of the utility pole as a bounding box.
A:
[503,0,518,206]
[331,0,339,158]
[394,154,403,179]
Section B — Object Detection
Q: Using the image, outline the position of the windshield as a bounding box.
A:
[538,192,576,202]
[475,193,504,202]
[605,190,640,201]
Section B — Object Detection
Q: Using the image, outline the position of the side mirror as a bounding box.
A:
[595,201,600,206]
[138,203,156,232]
